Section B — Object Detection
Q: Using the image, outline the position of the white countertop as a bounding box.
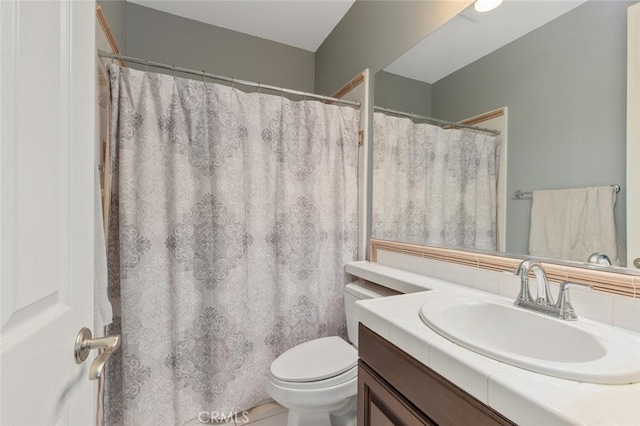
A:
[346,260,475,294]
[351,263,640,425]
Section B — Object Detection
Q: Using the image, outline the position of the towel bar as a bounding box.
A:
[514,184,620,199]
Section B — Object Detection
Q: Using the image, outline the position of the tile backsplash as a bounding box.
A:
[374,246,640,333]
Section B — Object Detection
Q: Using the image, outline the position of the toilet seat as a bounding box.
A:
[269,336,357,389]
[269,365,357,390]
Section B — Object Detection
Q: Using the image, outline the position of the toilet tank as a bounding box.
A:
[344,280,400,348]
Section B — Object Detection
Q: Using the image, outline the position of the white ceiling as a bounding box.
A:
[129,0,588,82]
[385,0,588,84]
[127,0,356,52]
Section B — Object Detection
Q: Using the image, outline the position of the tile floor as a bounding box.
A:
[184,399,288,426]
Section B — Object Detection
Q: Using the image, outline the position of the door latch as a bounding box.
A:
[74,327,121,380]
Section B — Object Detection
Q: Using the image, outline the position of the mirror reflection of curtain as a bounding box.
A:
[372,112,501,251]
[105,65,360,426]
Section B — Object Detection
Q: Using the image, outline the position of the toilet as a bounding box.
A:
[267,280,400,426]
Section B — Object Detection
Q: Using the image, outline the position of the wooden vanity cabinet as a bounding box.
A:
[357,324,515,426]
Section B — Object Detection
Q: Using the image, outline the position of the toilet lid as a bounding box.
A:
[270,336,357,382]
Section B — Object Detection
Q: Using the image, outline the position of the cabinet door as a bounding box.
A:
[358,363,434,426]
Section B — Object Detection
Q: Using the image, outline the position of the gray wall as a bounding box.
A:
[106,1,468,102]
[432,1,630,256]
[315,0,471,257]
[98,0,127,50]
[374,71,432,116]
[315,0,472,95]
[125,3,315,92]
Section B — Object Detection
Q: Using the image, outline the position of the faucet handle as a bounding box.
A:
[555,281,593,320]
[514,260,536,303]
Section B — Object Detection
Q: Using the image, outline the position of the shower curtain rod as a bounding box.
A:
[98,50,361,107]
[374,105,501,136]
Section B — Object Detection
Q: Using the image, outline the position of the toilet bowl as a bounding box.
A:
[266,280,399,426]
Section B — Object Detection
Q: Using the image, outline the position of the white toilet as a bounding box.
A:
[267,280,399,426]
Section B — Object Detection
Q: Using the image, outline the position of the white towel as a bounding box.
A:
[528,186,624,266]
[94,166,113,332]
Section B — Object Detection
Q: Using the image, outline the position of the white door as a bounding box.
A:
[628,2,640,269]
[1,1,97,424]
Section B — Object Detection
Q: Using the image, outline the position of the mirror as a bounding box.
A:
[372,0,634,268]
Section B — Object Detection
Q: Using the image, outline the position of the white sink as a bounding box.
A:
[419,293,640,384]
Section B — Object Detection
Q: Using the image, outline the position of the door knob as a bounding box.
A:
[74,327,121,380]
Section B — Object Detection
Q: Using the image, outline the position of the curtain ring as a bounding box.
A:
[303,92,307,101]
[202,71,206,84]
[231,77,235,90]
[145,59,149,72]
[257,82,261,94]
[172,65,176,78]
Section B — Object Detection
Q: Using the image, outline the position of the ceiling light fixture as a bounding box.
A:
[474,0,504,13]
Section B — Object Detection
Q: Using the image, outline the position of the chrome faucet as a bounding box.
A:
[514,260,592,320]
[587,252,612,266]
[515,260,554,307]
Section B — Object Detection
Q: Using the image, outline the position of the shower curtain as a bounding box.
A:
[372,112,501,251]
[105,65,359,426]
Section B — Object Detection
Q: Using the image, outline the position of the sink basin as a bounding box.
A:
[419,293,640,384]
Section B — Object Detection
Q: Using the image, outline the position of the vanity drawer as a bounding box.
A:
[358,324,515,426]
[359,361,435,425]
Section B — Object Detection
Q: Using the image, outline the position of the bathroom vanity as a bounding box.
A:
[350,261,640,426]
[358,324,513,425]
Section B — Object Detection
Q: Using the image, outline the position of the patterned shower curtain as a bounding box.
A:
[104,65,359,426]
[372,112,500,251]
